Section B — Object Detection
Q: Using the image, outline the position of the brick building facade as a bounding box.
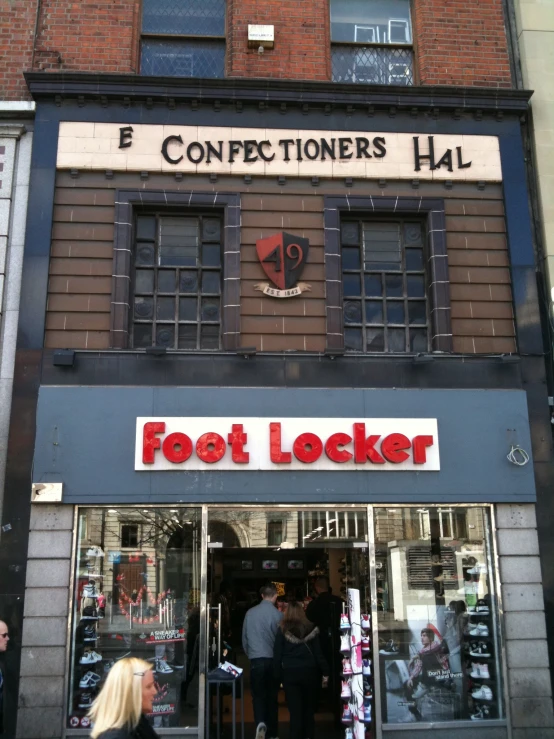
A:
[1,2,553,739]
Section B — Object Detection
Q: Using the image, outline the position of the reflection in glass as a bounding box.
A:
[69,508,202,730]
[374,507,502,725]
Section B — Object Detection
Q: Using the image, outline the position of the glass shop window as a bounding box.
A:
[374,506,503,724]
[132,213,223,351]
[331,0,414,85]
[68,507,202,731]
[141,0,225,78]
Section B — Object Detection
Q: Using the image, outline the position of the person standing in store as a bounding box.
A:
[305,577,342,691]
[88,656,159,739]
[0,620,8,736]
[273,602,329,739]
[242,583,283,739]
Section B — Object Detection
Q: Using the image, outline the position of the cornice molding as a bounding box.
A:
[24,72,533,115]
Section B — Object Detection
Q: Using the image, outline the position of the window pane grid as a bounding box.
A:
[342,219,430,353]
[132,214,222,350]
[331,45,414,85]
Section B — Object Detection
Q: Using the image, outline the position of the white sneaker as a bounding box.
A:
[471,685,493,701]
[361,613,370,630]
[86,546,105,558]
[345,729,353,739]
[80,651,97,665]
[362,659,371,676]
[340,680,351,699]
[469,623,489,637]
[255,723,267,739]
[478,662,491,679]
[342,658,353,675]
[79,671,101,688]
[470,664,481,678]
[89,650,102,662]
[340,614,351,630]
[340,634,351,653]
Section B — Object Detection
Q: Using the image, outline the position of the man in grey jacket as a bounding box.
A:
[242,583,283,739]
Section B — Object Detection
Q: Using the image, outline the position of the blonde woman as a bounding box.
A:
[88,657,159,739]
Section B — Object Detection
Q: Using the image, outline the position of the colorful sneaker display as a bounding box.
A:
[363,704,372,723]
[340,635,351,653]
[361,636,370,652]
[341,705,353,725]
[362,659,371,676]
[361,614,370,630]
[340,614,351,631]
[342,658,353,676]
[471,685,493,701]
[341,680,352,700]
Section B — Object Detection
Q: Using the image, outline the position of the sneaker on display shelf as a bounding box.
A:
[476,600,490,614]
[341,680,352,700]
[80,651,98,665]
[89,651,102,662]
[471,705,491,720]
[255,723,267,739]
[83,625,97,641]
[342,659,353,676]
[379,640,399,655]
[469,642,491,658]
[363,679,372,695]
[155,658,174,674]
[341,706,353,725]
[471,685,493,701]
[362,659,371,676]
[470,664,482,679]
[345,728,353,739]
[340,614,351,631]
[79,671,101,689]
[78,692,94,709]
[361,614,370,630]
[86,546,105,558]
[478,663,491,679]
[363,704,372,723]
[340,635,351,653]
[469,623,489,637]
[103,659,115,673]
[361,636,370,652]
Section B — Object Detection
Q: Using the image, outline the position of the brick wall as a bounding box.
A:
[45,172,515,355]
[0,0,37,100]
[413,0,512,87]
[226,0,330,80]
[33,0,139,74]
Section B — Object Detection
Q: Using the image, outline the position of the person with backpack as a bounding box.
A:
[273,602,329,739]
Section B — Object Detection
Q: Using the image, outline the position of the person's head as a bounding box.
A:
[421,628,435,645]
[0,620,8,652]
[260,583,278,603]
[281,600,313,637]
[314,576,329,594]
[88,657,155,737]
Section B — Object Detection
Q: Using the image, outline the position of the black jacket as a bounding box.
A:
[305,593,343,646]
[96,715,160,739]
[273,625,329,680]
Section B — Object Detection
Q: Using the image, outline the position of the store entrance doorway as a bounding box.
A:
[205,508,374,739]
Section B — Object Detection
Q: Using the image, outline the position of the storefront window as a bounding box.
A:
[68,507,201,731]
[374,506,503,724]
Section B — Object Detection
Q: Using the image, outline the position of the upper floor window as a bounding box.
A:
[330,0,414,85]
[342,219,429,353]
[131,214,223,351]
[141,0,225,78]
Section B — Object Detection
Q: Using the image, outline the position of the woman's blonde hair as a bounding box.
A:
[88,657,153,738]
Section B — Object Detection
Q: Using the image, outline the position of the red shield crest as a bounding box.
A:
[256,232,309,290]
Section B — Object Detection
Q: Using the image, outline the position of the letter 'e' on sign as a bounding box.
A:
[135,417,440,472]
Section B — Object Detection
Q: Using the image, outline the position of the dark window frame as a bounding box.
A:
[324,195,452,354]
[341,216,430,353]
[111,190,241,351]
[140,0,226,78]
[131,212,224,351]
[121,523,140,548]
